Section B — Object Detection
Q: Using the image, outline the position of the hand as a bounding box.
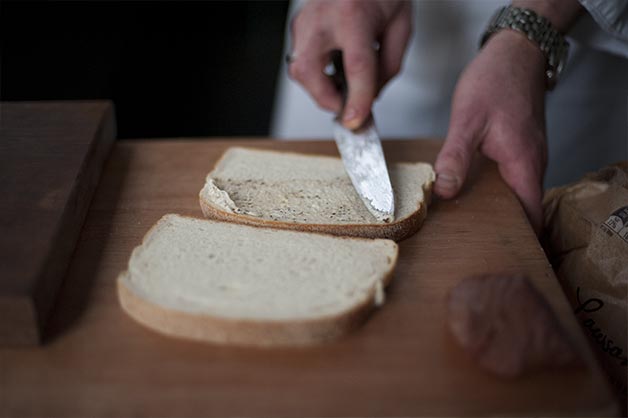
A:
[434,30,548,234]
[288,0,412,129]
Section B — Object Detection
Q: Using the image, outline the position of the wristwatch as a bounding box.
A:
[480,5,570,89]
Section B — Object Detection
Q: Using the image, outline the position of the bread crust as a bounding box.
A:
[199,147,434,242]
[117,215,399,347]
[118,268,395,347]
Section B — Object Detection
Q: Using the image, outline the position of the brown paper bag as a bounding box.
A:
[544,162,628,408]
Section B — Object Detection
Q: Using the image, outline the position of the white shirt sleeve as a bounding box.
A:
[572,0,628,57]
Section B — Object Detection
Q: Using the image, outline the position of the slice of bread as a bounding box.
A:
[117,214,399,347]
[199,147,435,241]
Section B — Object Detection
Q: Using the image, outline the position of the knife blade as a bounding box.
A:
[329,50,395,223]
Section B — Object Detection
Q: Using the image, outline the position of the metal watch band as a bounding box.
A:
[480,5,569,89]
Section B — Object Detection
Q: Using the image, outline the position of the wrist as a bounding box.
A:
[488,29,544,61]
[485,30,546,83]
[480,4,572,89]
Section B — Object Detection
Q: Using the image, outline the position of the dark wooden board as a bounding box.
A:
[0,139,619,416]
[0,101,116,345]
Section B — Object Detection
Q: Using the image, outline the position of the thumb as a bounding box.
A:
[434,119,481,199]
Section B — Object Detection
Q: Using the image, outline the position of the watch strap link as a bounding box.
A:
[480,6,569,89]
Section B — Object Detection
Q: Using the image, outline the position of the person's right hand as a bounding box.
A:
[288,0,412,129]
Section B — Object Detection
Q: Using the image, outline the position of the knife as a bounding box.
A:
[329,50,395,223]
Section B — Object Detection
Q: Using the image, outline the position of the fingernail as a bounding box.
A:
[342,108,361,130]
[343,107,357,121]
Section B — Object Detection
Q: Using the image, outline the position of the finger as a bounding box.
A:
[336,18,379,129]
[379,3,412,88]
[288,9,343,112]
[434,110,483,199]
[288,53,343,112]
[497,159,544,235]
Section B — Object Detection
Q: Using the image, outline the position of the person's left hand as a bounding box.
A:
[434,30,548,234]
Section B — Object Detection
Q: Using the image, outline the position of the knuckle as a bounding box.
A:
[291,6,329,42]
[444,142,471,167]
[450,103,481,134]
[288,61,309,81]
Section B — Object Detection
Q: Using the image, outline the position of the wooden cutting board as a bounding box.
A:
[0,139,618,416]
[0,101,115,345]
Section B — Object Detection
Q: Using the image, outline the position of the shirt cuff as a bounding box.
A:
[572,0,628,57]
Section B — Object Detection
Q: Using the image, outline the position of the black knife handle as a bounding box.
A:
[329,50,348,105]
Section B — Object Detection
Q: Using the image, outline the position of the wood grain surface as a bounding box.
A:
[0,101,115,345]
[0,139,618,416]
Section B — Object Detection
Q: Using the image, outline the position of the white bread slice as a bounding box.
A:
[199,147,435,241]
[117,214,398,347]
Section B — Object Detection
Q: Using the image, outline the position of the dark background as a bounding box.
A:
[1,1,290,139]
